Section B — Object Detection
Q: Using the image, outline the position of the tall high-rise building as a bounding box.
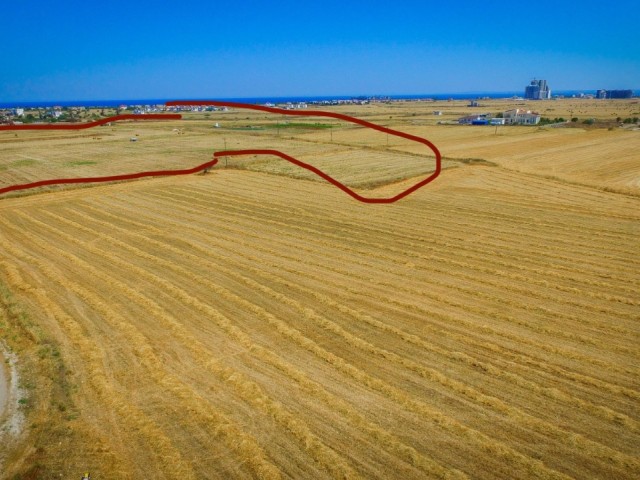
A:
[525,79,551,100]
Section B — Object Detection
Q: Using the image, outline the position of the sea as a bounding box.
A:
[1,90,637,109]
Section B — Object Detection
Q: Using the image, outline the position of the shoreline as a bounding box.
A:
[1,89,638,109]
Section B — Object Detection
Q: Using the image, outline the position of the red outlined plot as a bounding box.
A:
[172,100,441,204]
[0,102,441,203]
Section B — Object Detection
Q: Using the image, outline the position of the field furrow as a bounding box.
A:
[22,191,628,476]
[1,112,638,479]
[132,186,639,355]
[2,214,370,480]
[81,189,640,398]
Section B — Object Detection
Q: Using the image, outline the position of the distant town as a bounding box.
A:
[0,79,637,127]
[455,79,636,126]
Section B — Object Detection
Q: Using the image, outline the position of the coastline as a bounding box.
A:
[2,89,637,109]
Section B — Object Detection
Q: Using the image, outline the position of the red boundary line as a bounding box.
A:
[0,158,219,194]
[0,114,181,130]
[0,102,441,203]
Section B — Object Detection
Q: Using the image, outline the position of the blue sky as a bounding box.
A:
[2,0,638,101]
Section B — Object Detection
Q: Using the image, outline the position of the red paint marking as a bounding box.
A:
[0,102,441,203]
[0,158,219,195]
[173,100,441,204]
[0,114,181,130]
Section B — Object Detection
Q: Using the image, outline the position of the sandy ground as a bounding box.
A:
[0,343,25,470]
[0,350,7,421]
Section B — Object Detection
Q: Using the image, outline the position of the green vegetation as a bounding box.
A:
[279,122,334,129]
[227,126,264,131]
[538,117,566,125]
[65,160,98,167]
[229,122,335,131]
[0,278,79,479]
[10,159,37,167]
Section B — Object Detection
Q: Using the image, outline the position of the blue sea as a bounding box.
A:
[1,90,637,109]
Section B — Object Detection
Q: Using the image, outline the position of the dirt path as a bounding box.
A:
[0,349,7,421]
[0,343,24,447]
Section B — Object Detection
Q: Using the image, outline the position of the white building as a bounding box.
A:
[458,113,490,125]
[503,108,540,125]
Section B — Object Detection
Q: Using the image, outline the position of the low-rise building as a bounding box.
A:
[458,114,489,125]
[503,108,540,125]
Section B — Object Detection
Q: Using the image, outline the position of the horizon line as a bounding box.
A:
[3,88,639,106]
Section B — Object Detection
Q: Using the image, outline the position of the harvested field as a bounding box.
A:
[0,100,639,479]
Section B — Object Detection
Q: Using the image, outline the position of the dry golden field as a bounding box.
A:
[0,100,639,479]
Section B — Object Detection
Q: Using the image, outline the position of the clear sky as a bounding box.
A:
[2,0,638,101]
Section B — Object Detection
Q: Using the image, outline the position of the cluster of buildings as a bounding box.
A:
[0,107,26,122]
[162,105,228,113]
[595,89,633,99]
[0,106,66,124]
[265,102,309,109]
[524,79,634,100]
[455,79,635,126]
[458,108,541,126]
[525,79,551,100]
[309,98,370,106]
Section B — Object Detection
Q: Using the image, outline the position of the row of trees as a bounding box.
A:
[538,116,639,126]
[15,107,118,124]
